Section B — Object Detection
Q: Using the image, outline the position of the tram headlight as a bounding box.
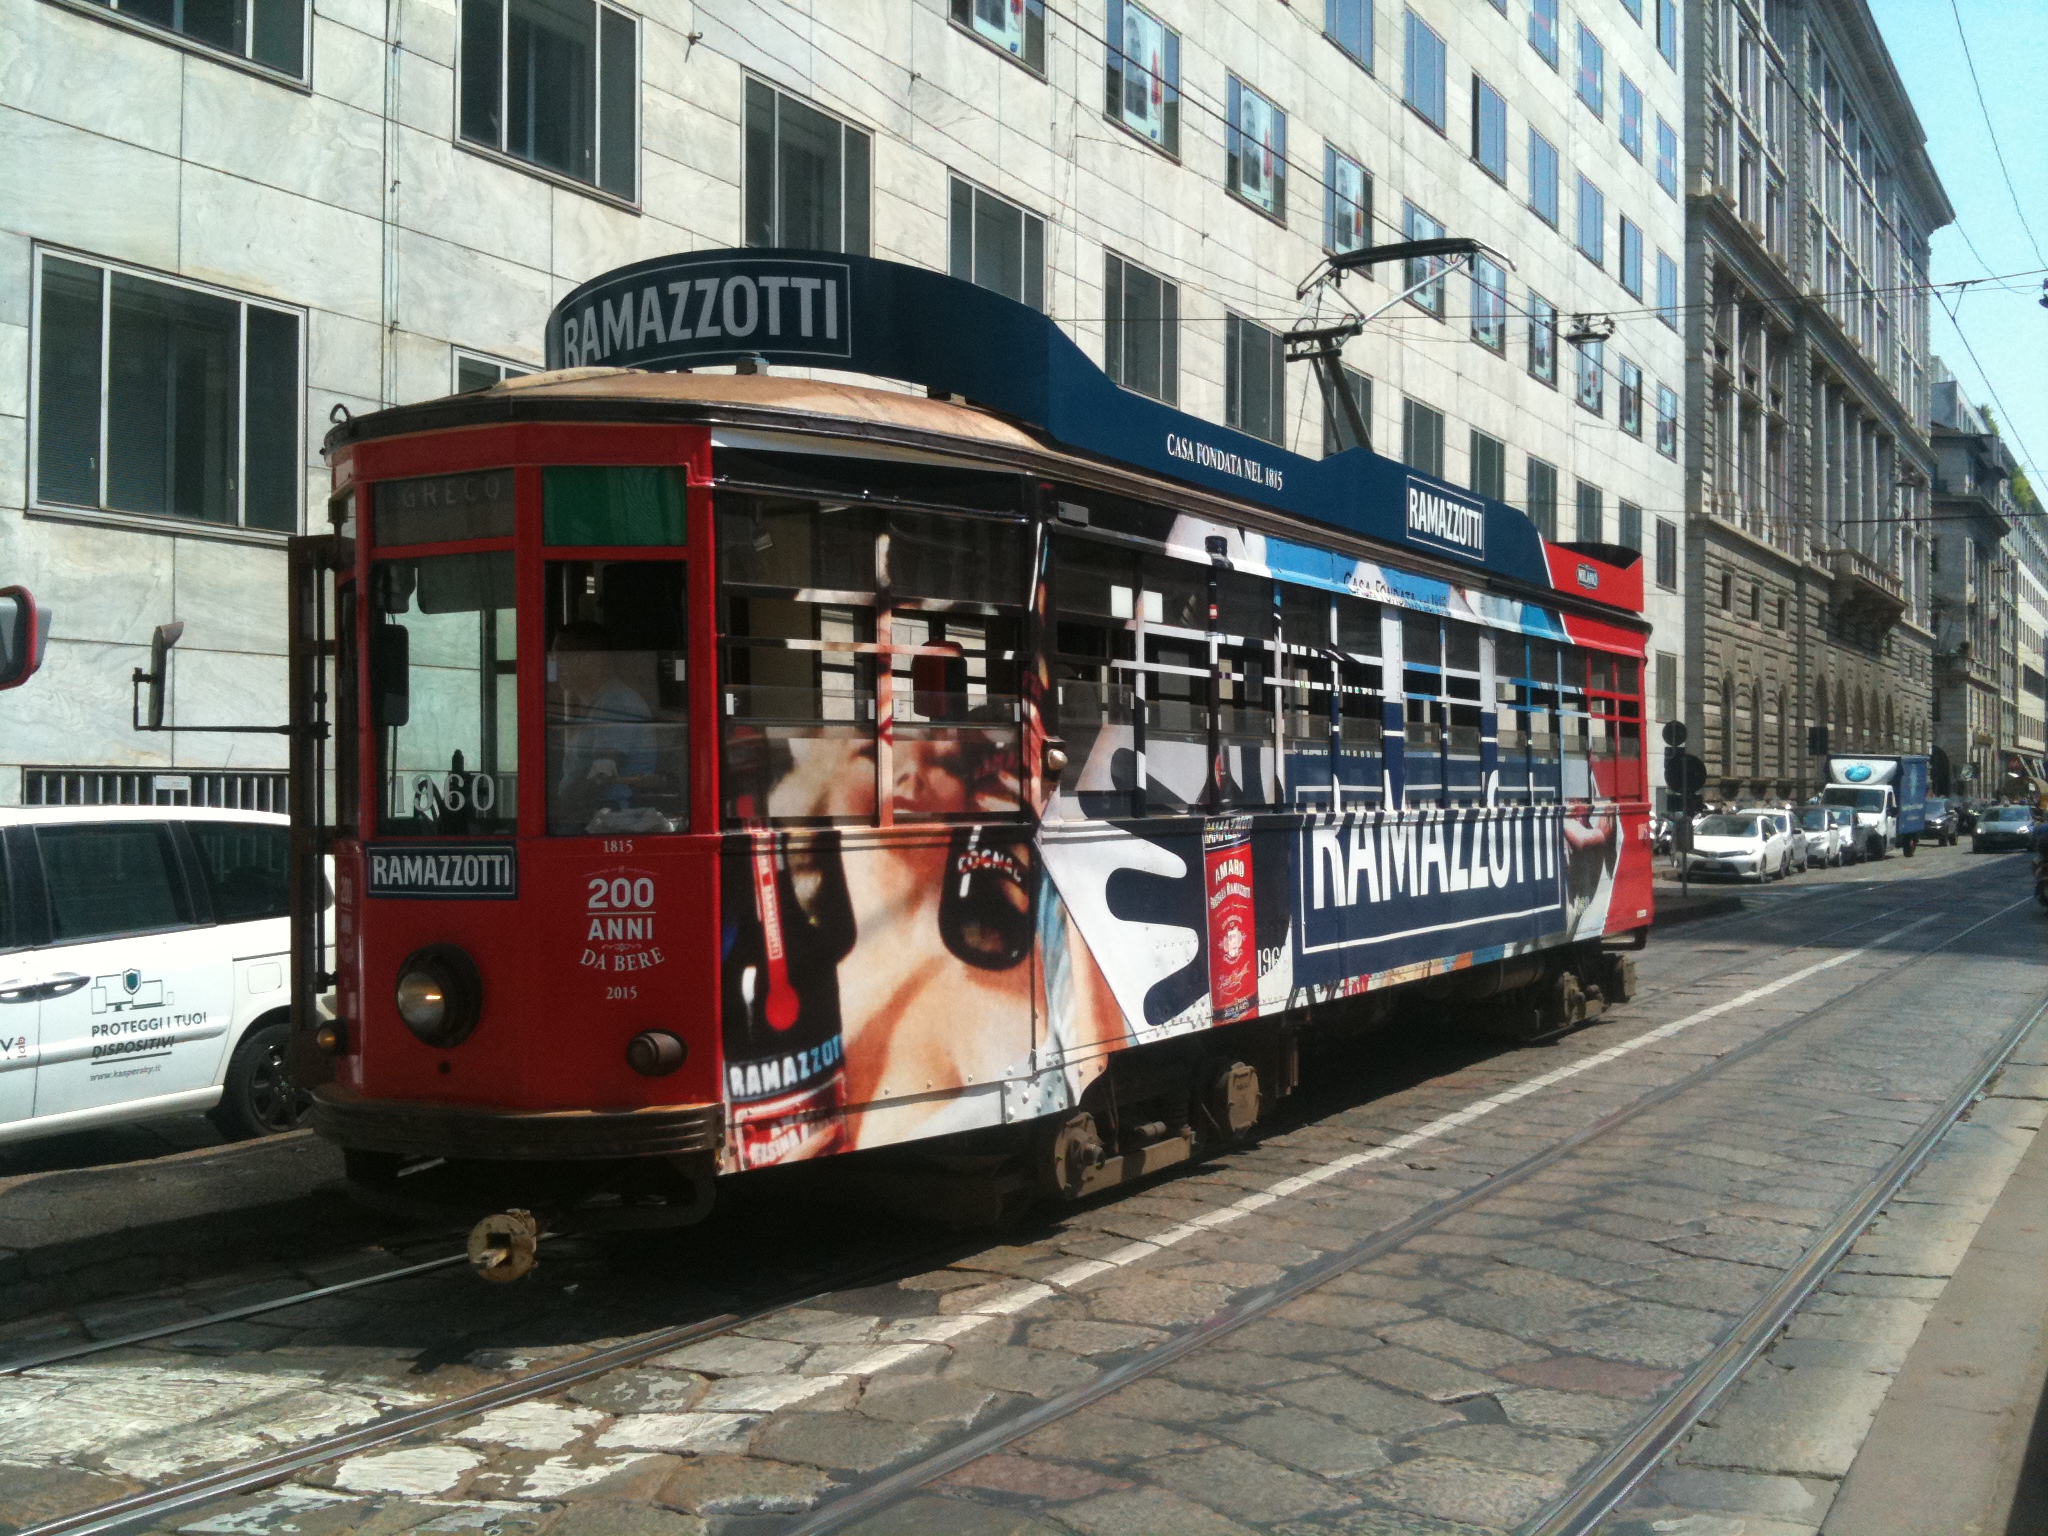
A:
[393,945,482,1048]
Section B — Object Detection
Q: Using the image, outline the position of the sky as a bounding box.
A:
[1867,0,2048,490]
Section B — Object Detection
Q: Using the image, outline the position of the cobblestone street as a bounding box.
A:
[0,846,2039,1536]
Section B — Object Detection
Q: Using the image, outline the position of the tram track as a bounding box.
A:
[0,872,1915,1384]
[9,874,2024,1536]
[772,888,2041,1535]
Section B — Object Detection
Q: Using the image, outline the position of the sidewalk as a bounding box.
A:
[1820,1070,2048,1535]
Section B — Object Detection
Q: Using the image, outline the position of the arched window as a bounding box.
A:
[1749,680,1764,777]
[1720,674,1737,774]
[1835,679,1848,743]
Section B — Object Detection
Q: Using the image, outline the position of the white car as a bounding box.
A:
[1795,806,1848,867]
[1761,809,1807,873]
[1680,811,1794,882]
[0,805,303,1147]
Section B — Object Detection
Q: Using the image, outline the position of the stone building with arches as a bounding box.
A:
[1677,0,1943,806]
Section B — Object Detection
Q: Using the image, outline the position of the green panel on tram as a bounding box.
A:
[543,466,688,546]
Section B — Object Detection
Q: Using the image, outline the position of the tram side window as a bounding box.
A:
[1050,537,1140,804]
[1442,619,1485,803]
[1559,646,1593,799]
[545,562,690,836]
[371,551,518,837]
[718,496,1028,826]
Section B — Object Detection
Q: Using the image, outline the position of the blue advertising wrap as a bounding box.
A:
[544,249,1557,590]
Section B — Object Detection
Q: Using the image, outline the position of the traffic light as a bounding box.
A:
[1808,725,1829,757]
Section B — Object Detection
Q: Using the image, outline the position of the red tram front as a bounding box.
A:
[290,256,1653,1231]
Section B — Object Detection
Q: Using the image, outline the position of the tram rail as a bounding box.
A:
[9,881,2025,1536]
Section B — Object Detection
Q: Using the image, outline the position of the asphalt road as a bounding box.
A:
[0,843,2038,1536]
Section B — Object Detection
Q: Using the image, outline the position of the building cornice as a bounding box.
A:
[1822,0,1955,230]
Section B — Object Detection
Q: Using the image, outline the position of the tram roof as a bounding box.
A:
[327,249,1644,628]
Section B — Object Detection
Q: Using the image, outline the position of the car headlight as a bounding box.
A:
[394,945,483,1048]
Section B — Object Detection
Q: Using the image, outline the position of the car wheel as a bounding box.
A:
[210,1017,310,1140]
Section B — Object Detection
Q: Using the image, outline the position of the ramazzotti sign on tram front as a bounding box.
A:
[546,249,1553,587]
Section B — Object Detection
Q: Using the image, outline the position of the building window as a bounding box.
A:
[1527,456,1559,538]
[1528,130,1560,226]
[460,0,637,199]
[1655,518,1678,589]
[1656,651,1677,722]
[1322,366,1371,456]
[1576,23,1604,116]
[952,0,1045,73]
[83,0,306,73]
[1656,383,1679,457]
[1746,583,1761,622]
[1530,0,1558,67]
[744,81,870,253]
[1775,593,1788,628]
[1325,145,1371,255]
[1107,0,1179,155]
[1656,117,1679,196]
[1657,0,1677,66]
[1575,337,1605,415]
[1527,292,1558,384]
[1656,250,1680,327]
[1225,313,1285,445]
[1402,398,1445,479]
[1471,256,1507,352]
[1473,77,1508,179]
[950,178,1045,309]
[1619,216,1644,297]
[1469,430,1506,500]
[1577,175,1605,264]
[33,252,301,533]
[1226,76,1287,219]
[1104,252,1178,405]
[1404,202,1447,315]
[1326,0,1371,68]
[1404,10,1448,130]
[454,351,532,393]
[1618,500,1642,551]
[1619,75,1643,159]
[1618,357,1642,436]
[1576,481,1603,543]
[1719,571,1733,611]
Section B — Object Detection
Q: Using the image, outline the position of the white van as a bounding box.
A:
[0,806,301,1145]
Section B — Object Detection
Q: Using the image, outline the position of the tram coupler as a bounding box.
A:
[467,1208,542,1283]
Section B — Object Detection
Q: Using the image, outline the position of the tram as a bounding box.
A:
[292,249,1652,1234]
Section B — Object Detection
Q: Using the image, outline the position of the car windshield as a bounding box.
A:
[1925,799,1948,814]
[1697,816,1761,838]
[1821,787,1888,812]
[1985,807,2031,824]
[1799,809,1830,829]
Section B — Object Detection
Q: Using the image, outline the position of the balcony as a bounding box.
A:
[1829,545,1905,630]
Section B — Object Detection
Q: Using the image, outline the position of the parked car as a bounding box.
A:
[1972,804,2036,853]
[1679,812,1794,882]
[0,806,305,1148]
[1796,806,1848,867]
[1921,797,1959,846]
[1764,809,1808,873]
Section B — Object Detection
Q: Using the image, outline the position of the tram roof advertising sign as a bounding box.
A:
[545,250,1567,591]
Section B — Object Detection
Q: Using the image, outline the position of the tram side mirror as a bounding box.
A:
[131,620,184,729]
[372,622,411,728]
[0,588,50,693]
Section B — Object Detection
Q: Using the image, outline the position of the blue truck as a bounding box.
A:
[1820,754,1930,859]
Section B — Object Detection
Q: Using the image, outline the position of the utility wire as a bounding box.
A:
[1947,0,2048,269]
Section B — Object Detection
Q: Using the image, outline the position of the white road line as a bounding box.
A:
[809,912,1944,1377]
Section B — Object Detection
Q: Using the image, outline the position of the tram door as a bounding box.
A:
[715,490,1035,1162]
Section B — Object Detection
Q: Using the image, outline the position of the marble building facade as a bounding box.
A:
[0,0,1689,802]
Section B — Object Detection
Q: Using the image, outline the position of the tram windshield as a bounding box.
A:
[370,550,518,836]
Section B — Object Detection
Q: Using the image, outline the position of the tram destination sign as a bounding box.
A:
[545,249,1560,590]
[366,842,518,900]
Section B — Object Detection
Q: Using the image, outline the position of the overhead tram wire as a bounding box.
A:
[1947,0,2048,269]
[1937,286,2046,492]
